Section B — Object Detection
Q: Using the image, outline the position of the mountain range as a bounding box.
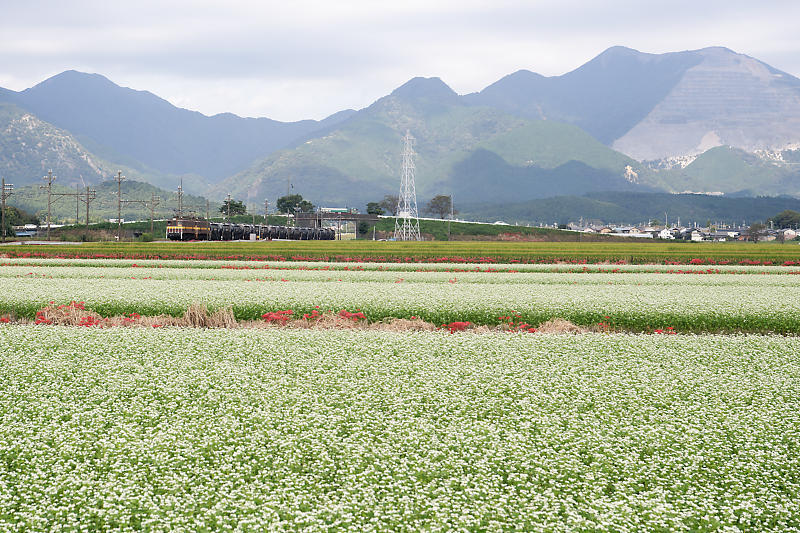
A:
[2,45,800,217]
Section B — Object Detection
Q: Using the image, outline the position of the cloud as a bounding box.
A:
[1,0,798,120]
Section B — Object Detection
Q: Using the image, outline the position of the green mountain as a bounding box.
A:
[0,71,355,184]
[461,191,800,226]
[464,46,702,145]
[465,46,800,162]
[211,77,652,207]
[0,100,206,196]
[639,146,800,195]
[0,102,114,186]
[4,46,800,205]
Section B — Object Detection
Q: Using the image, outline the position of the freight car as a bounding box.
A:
[166,217,336,241]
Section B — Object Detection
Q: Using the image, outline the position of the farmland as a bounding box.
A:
[1,258,800,333]
[1,253,800,530]
[3,239,800,264]
[1,327,799,530]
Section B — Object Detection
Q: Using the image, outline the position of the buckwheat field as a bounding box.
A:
[1,254,799,531]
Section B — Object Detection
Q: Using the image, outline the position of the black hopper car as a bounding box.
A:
[166,217,336,241]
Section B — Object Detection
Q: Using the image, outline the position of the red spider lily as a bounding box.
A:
[654,326,676,335]
[442,321,470,333]
[338,310,366,321]
[261,310,294,324]
[78,316,102,327]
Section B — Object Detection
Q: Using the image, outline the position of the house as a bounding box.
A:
[612,226,638,234]
[658,228,675,240]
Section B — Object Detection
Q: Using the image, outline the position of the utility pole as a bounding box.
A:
[206,199,210,221]
[176,179,184,219]
[37,172,81,240]
[264,199,269,223]
[1,178,13,243]
[225,193,232,220]
[148,193,161,234]
[40,170,56,241]
[448,193,453,241]
[113,171,126,240]
[80,187,97,228]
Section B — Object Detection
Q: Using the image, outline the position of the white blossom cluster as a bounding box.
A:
[0,327,798,531]
[1,267,800,331]
[4,264,800,287]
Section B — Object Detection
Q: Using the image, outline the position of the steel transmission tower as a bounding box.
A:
[1,178,13,243]
[394,130,421,241]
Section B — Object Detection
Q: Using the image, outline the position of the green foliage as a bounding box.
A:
[478,120,636,173]
[366,202,385,215]
[769,210,800,229]
[748,223,767,242]
[1,205,38,239]
[220,198,247,216]
[277,194,313,214]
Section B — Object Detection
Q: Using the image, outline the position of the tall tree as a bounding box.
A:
[769,210,800,229]
[378,194,399,216]
[366,202,385,215]
[277,194,313,214]
[747,222,766,242]
[2,206,38,239]
[426,195,456,219]
[219,198,247,216]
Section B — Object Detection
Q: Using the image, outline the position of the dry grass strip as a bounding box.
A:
[3,303,595,334]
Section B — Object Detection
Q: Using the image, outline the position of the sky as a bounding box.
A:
[1,0,799,122]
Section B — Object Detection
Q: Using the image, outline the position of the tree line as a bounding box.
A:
[366,194,457,219]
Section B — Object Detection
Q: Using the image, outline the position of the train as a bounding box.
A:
[166,217,336,241]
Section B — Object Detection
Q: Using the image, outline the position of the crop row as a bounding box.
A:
[4,264,800,288]
[3,239,800,264]
[1,326,798,531]
[3,272,800,333]
[4,257,800,274]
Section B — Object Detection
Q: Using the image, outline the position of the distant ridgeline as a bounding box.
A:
[460,192,800,226]
[1,45,799,215]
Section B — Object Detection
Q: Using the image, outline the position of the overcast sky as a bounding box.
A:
[1,0,798,122]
